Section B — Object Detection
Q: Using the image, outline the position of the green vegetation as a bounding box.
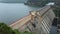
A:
[53,6,60,18]
[0,23,13,34]
[25,0,49,7]
[0,23,34,34]
[25,0,60,7]
[52,6,60,26]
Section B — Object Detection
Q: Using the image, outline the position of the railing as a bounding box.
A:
[10,15,31,29]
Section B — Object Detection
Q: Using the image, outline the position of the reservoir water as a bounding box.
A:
[0,3,40,24]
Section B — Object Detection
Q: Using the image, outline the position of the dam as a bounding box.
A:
[10,6,55,34]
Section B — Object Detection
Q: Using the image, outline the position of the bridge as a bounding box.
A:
[10,6,55,34]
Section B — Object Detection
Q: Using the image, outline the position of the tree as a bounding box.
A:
[25,0,49,7]
[0,23,13,34]
[0,23,34,34]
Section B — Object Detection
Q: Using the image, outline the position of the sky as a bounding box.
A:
[0,0,28,3]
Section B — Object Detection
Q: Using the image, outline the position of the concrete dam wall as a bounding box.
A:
[10,6,55,34]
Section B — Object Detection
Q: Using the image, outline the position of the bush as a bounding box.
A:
[0,23,34,34]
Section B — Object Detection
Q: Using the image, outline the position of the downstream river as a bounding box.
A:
[0,3,40,24]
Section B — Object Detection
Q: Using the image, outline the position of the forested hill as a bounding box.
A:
[0,0,60,6]
[25,0,60,7]
[25,0,49,6]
